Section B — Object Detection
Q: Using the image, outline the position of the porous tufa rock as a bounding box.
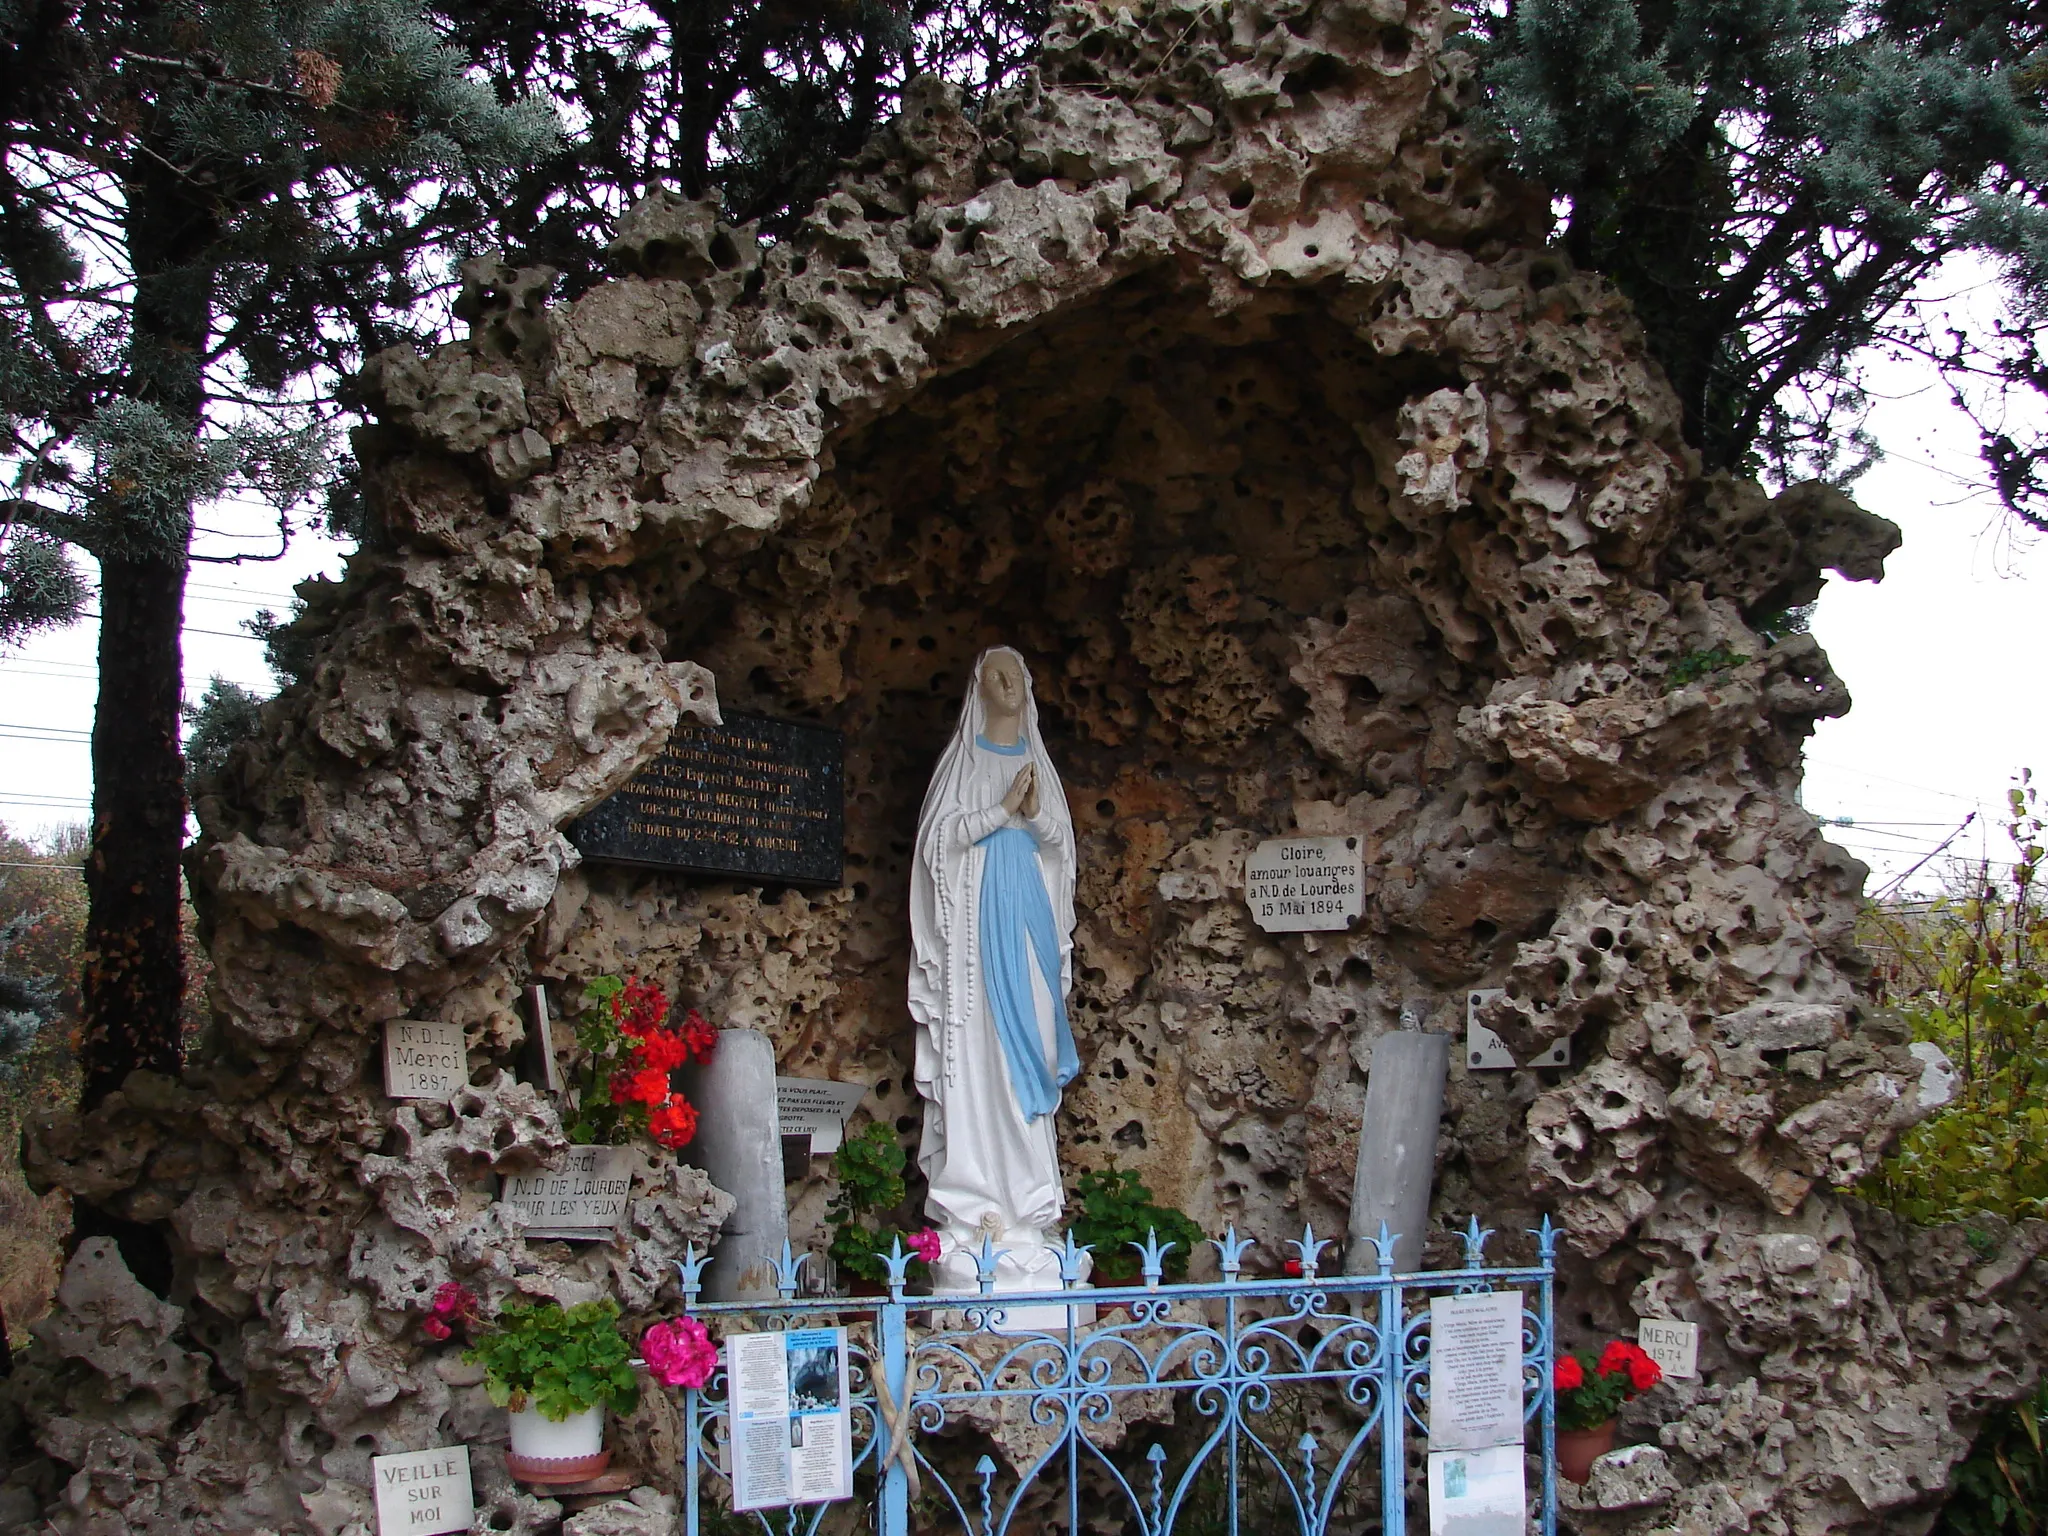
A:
[5,1,2029,1532]
[563,1487,680,1536]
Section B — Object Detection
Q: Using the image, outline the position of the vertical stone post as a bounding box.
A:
[1345,1029,1449,1275]
[679,1029,790,1300]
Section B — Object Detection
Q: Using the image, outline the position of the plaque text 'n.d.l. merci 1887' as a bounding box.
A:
[568,713,844,886]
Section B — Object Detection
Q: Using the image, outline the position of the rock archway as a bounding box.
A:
[8,2,2045,1534]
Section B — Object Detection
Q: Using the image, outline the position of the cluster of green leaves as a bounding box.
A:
[1473,0,2048,527]
[1861,774,2048,1223]
[1067,1169,1205,1285]
[1939,1382,2048,1536]
[826,1122,916,1286]
[463,1298,638,1420]
[564,975,646,1146]
[1665,646,1746,689]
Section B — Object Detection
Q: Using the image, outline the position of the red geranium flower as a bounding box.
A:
[614,977,669,1038]
[611,1067,673,1107]
[636,1028,690,1072]
[678,1010,718,1063]
[649,1098,700,1148]
[1554,1355,1585,1392]
[1627,1352,1662,1392]
[1596,1339,1636,1377]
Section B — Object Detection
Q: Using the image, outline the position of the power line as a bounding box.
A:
[0,793,91,807]
[0,860,83,870]
[72,608,264,642]
[1807,758,2002,807]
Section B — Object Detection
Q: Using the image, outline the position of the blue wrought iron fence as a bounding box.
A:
[672,1217,1561,1536]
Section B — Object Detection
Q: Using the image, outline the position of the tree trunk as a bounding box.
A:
[77,546,188,1108]
[75,110,210,1113]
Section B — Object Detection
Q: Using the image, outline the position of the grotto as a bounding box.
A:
[4,0,2045,1533]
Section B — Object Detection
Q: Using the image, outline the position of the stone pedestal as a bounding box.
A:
[1345,1030,1449,1275]
[677,1029,789,1300]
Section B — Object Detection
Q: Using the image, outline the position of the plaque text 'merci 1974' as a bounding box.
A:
[568,713,844,886]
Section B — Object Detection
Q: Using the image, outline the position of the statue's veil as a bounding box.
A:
[908,647,1077,1104]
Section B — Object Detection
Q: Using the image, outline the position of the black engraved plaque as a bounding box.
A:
[567,713,844,886]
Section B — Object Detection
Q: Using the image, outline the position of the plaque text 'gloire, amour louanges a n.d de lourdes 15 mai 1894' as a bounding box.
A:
[567,712,844,886]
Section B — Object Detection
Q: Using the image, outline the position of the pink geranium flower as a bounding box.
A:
[907,1228,942,1264]
[421,1281,480,1342]
[643,1317,719,1389]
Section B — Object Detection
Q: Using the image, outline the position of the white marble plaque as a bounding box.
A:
[382,1020,467,1101]
[1637,1317,1699,1380]
[1243,836,1363,933]
[371,1446,472,1536]
[775,1078,868,1155]
[502,1145,636,1240]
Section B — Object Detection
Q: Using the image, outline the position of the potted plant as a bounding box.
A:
[564,975,716,1149]
[1067,1169,1205,1290]
[465,1298,640,1483]
[1552,1339,1663,1482]
[825,1122,938,1294]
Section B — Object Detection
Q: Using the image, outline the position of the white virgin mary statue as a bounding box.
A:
[910,647,1084,1293]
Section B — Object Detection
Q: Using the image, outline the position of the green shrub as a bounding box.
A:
[1067,1169,1205,1284]
[1939,1384,2048,1536]
[825,1122,929,1287]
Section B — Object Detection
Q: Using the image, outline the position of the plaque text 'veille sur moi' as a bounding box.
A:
[568,712,844,886]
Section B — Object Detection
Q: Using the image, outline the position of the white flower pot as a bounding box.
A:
[506,1403,608,1484]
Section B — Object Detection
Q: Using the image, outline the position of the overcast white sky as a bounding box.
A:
[0,359,2040,897]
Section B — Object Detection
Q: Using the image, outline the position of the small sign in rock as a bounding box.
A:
[1637,1318,1699,1380]
[371,1446,473,1536]
[568,712,844,886]
[502,1145,636,1240]
[1244,837,1363,933]
[382,1021,467,1101]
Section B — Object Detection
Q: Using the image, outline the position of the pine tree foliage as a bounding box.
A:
[1476,0,2048,526]
[181,676,265,796]
[0,0,558,617]
[0,0,556,1112]
[434,0,1047,296]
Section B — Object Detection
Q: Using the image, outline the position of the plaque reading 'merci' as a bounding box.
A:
[568,712,844,886]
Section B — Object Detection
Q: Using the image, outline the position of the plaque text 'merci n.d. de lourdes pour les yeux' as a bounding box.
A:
[568,712,844,886]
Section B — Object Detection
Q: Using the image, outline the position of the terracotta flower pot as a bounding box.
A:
[1556,1419,1618,1484]
[506,1404,610,1484]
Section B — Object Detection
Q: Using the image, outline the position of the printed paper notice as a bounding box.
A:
[1428,1291,1526,1451]
[728,1328,853,1511]
[371,1446,472,1536]
[1427,1445,1526,1536]
[775,1078,870,1155]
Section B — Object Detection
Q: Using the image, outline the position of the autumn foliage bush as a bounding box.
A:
[1860,775,2048,1224]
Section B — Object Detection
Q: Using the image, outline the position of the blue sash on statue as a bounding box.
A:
[975,818,1079,1123]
